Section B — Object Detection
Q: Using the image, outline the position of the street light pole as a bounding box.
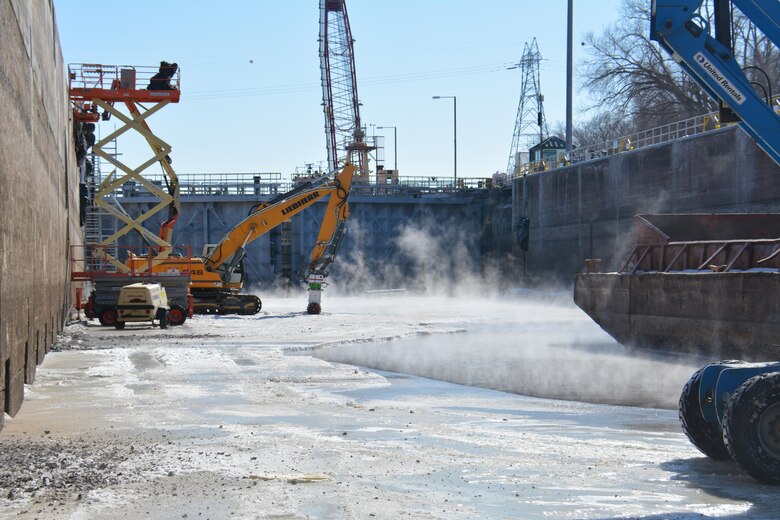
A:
[376,126,397,170]
[565,0,573,155]
[432,95,457,183]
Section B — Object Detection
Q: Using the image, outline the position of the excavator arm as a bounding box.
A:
[651,0,780,165]
[204,164,355,289]
[302,167,352,314]
[307,171,351,276]
[127,164,354,316]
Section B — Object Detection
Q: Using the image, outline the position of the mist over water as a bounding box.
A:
[278,221,704,409]
[307,293,701,409]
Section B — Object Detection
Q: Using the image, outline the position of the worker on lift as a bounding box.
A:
[147,61,178,91]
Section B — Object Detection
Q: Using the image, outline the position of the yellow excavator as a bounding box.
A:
[127,163,354,315]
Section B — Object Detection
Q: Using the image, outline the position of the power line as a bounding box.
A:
[186,61,518,101]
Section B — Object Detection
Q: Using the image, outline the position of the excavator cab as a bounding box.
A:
[202,244,245,288]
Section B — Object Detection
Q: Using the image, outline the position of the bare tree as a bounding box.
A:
[552,110,635,149]
[734,12,780,102]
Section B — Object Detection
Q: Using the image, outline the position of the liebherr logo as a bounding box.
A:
[694,52,745,105]
[281,191,320,215]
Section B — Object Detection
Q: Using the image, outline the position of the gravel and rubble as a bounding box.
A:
[0,435,129,502]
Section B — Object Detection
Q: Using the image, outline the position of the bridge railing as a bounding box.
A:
[178,172,283,196]
[349,175,495,195]
[114,173,496,198]
[114,172,283,197]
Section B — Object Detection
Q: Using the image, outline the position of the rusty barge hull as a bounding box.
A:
[574,271,780,361]
[574,214,780,362]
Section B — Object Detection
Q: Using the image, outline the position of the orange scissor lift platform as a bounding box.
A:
[68,62,182,255]
[69,63,186,324]
[69,63,181,122]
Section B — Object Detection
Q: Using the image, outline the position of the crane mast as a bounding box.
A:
[319,0,373,180]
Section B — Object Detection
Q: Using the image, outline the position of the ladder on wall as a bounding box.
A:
[84,138,119,259]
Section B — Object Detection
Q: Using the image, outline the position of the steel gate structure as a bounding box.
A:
[112,182,495,291]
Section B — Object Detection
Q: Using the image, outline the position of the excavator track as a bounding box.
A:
[193,291,262,316]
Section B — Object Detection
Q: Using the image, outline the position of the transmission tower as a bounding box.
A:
[319,0,373,180]
[507,38,548,175]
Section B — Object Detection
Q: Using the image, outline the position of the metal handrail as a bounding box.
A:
[619,238,780,274]
[512,111,726,177]
[511,98,780,177]
[69,63,181,93]
[111,173,498,198]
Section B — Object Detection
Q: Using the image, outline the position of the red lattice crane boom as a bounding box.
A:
[319,0,372,179]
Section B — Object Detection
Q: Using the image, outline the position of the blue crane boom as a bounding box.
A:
[651,0,780,165]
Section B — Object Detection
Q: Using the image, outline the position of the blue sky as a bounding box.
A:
[55,1,624,179]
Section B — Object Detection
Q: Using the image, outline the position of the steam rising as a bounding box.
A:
[291,221,701,409]
[328,219,505,297]
[309,308,701,409]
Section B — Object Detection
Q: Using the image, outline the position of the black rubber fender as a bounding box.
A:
[679,366,731,460]
[723,372,780,484]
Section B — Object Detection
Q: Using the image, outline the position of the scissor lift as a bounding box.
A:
[69,63,181,273]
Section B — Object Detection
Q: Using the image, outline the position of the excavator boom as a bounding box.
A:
[204,164,354,278]
[128,164,355,315]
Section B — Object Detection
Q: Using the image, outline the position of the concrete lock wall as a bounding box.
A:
[0,0,81,428]
[513,126,780,283]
